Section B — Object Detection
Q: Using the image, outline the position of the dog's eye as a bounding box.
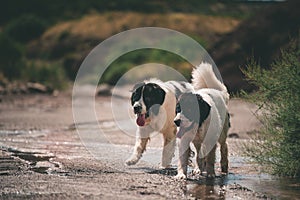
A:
[176,103,181,114]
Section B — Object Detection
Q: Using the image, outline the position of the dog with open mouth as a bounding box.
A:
[174,63,230,179]
[125,79,194,168]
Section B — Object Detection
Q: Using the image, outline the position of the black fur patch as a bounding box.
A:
[228,113,231,128]
[196,94,211,127]
[143,83,166,115]
[178,93,211,127]
[131,82,145,105]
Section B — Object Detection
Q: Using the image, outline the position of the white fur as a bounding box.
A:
[126,80,193,168]
[176,63,230,179]
[192,62,229,104]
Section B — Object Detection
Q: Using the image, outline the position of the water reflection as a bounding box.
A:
[185,175,228,199]
[183,173,300,200]
[187,184,226,199]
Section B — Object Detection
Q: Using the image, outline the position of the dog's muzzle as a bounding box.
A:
[133,105,142,114]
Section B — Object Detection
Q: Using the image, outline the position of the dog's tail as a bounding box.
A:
[191,62,229,103]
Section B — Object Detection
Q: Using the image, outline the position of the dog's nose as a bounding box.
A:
[174,119,181,127]
[133,105,142,114]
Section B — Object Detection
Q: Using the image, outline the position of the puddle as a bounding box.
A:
[180,172,300,199]
[186,183,227,199]
[234,174,300,200]
[182,174,252,199]
[8,148,54,162]
[178,152,299,200]
[1,147,63,175]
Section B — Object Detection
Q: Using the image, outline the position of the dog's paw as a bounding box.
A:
[206,172,216,178]
[221,166,228,174]
[192,168,201,175]
[175,173,187,180]
[125,157,139,166]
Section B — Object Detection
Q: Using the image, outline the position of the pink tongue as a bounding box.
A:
[136,114,146,126]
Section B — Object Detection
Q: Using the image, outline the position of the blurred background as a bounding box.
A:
[0,0,299,94]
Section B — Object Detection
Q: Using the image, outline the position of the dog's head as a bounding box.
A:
[174,92,211,138]
[131,82,166,126]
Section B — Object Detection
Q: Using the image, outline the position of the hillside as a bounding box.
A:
[2,1,298,92]
[26,12,240,82]
[210,0,300,92]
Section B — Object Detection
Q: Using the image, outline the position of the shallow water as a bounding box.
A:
[185,173,300,200]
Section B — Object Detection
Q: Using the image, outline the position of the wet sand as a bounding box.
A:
[0,91,295,199]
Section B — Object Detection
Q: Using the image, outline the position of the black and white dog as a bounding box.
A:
[174,63,230,178]
[125,79,194,168]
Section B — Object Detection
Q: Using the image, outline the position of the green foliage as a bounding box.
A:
[242,40,300,177]
[101,62,132,85]
[0,33,24,79]
[23,62,68,90]
[100,49,192,85]
[0,33,68,90]
[5,14,47,43]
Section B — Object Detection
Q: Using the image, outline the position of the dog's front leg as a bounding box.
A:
[192,141,205,175]
[175,138,191,179]
[125,126,152,166]
[161,126,177,168]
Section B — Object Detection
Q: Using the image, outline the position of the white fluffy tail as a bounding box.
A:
[191,62,229,103]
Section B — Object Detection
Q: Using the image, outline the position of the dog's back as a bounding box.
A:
[164,81,194,99]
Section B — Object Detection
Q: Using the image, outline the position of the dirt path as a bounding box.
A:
[0,92,280,199]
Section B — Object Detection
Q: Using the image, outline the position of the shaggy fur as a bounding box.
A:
[174,62,230,178]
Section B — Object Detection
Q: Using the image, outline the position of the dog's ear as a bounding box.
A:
[131,82,145,105]
[196,94,211,126]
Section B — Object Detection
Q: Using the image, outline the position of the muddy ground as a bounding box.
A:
[0,91,296,199]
